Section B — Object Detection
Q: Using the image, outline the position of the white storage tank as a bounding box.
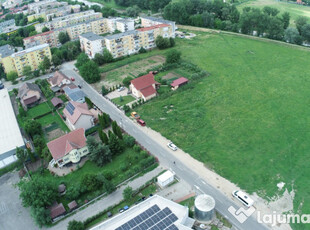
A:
[194,194,215,223]
[157,170,174,188]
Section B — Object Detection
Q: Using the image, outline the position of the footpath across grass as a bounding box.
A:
[135,31,310,230]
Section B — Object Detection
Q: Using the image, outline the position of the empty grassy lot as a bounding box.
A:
[27,102,51,118]
[135,32,310,229]
[236,0,310,26]
[112,95,136,106]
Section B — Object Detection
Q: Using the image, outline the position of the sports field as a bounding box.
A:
[237,0,310,25]
[135,32,310,230]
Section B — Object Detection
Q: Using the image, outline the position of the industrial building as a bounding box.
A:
[194,194,216,223]
[0,89,25,169]
[90,195,195,230]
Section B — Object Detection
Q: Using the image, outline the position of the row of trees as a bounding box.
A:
[51,40,81,66]
[155,36,175,49]
[162,0,310,45]
[114,0,171,12]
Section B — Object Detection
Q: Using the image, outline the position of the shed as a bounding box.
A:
[50,203,66,220]
[170,77,188,90]
[157,170,174,188]
[58,184,66,194]
[68,200,78,211]
[51,97,63,108]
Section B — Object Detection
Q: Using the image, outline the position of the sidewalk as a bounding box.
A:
[48,166,164,230]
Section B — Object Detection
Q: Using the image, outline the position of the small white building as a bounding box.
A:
[157,170,175,188]
[79,32,105,59]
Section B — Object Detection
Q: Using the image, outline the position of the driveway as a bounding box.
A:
[0,172,39,230]
[106,88,130,99]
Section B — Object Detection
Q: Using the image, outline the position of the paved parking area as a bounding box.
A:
[0,172,39,230]
[106,88,130,99]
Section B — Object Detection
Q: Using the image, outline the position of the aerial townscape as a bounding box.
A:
[0,0,310,230]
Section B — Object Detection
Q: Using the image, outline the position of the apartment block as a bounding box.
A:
[140,16,176,37]
[106,17,134,33]
[28,0,68,14]
[35,10,102,33]
[23,30,61,48]
[80,32,105,58]
[2,0,22,9]
[0,19,16,33]
[1,44,52,76]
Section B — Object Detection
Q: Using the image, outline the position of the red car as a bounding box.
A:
[71,77,75,81]
[137,119,146,126]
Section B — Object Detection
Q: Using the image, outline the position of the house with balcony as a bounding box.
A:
[47,128,89,168]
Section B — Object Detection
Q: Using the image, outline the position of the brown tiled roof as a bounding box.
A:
[51,97,63,107]
[170,77,188,87]
[47,128,86,160]
[140,85,156,97]
[23,95,39,105]
[50,203,66,219]
[17,82,41,99]
[63,101,93,125]
[68,200,77,210]
[131,73,156,90]
[48,71,69,86]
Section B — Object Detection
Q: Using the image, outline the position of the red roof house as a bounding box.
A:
[49,203,66,220]
[170,77,188,90]
[136,24,170,32]
[130,73,159,101]
[63,101,94,131]
[47,128,89,167]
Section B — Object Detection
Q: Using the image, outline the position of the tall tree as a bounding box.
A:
[103,49,113,63]
[42,56,51,71]
[16,147,28,164]
[281,12,290,30]
[58,32,70,44]
[123,186,133,200]
[75,53,89,68]
[24,120,42,138]
[296,16,308,34]
[7,71,18,83]
[79,60,100,83]
[30,206,51,227]
[22,65,32,77]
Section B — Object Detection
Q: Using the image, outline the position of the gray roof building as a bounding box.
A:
[17,82,42,99]
[141,16,174,24]
[104,30,138,40]
[0,45,15,59]
[80,32,104,41]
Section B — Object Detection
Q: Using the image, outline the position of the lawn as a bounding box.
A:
[37,112,69,133]
[27,102,51,118]
[135,32,310,230]
[236,0,310,26]
[112,95,136,106]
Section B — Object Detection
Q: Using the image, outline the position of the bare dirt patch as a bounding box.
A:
[92,55,165,93]
[46,128,66,141]
[162,72,183,80]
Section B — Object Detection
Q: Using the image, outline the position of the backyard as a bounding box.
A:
[112,95,136,106]
[236,0,310,26]
[134,31,310,230]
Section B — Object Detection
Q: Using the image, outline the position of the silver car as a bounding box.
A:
[167,142,178,151]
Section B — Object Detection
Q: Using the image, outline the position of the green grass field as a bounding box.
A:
[27,103,51,118]
[112,95,136,106]
[236,0,310,26]
[37,112,69,133]
[134,33,310,230]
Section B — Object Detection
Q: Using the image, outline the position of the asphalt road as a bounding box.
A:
[60,62,270,230]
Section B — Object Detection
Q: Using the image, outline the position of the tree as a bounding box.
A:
[67,220,84,230]
[24,120,42,138]
[85,97,93,109]
[30,206,51,227]
[284,27,303,45]
[81,174,102,191]
[281,12,290,30]
[19,106,26,117]
[0,64,6,80]
[7,71,18,83]
[108,133,123,154]
[18,177,57,208]
[102,177,115,194]
[16,147,28,164]
[42,56,51,70]
[301,24,310,43]
[123,186,133,200]
[75,53,90,68]
[87,136,112,166]
[29,31,37,36]
[138,47,147,54]
[79,60,100,83]
[58,32,70,44]
[93,53,105,65]
[122,76,133,87]
[169,37,175,47]
[166,49,181,64]
[296,16,308,34]
[42,26,50,33]
[102,85,109,95]
[99,129,109,144]
[126,5,141,17]
[22,65,32,77]
[103,48,113,63]
[52,54,62,66]
[155,35,170,49]
[123,135,135,147]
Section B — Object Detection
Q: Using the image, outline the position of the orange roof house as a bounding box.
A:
[129,73,159,101]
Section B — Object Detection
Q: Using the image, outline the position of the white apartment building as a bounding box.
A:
[79,32,105,58]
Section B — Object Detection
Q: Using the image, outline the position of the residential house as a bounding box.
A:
[170,77,188,90]
[49,202,66,220]
[48,71,75,92]
[17,82,42,108]
[63,87,86,103]
[63,101,95,130]
[130,73,158,101]
[47,128,89,167]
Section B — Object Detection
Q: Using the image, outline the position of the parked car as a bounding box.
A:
[131,111,140,119]
[73,67,78,71]
[117,86,125,92]
[0,81,4,89]
[71,77,75,81]
[167,142,178,151]
[232,190,254,208]
[119,208,124,213]
[78,84,82,89]
[123,206,129,211]
[137,119,146,126]
[107,211,113,218]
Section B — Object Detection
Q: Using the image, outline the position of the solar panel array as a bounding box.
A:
[115,205,179,230]
[66,102,75,115]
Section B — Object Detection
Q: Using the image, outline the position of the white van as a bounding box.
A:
[232,190,254,208]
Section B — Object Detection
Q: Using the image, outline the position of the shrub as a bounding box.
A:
[103,171,113,180]
[133,144,141,153]
[66,186,80,200]
[123,135,135,147]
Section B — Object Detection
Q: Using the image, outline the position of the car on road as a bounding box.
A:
[73,67,78,71]
[71,77,75,81]
[167,142,177,151]
[20,77,25,81]
[232,190,254,208]
[117,86,125,92]
[137,119,146,126]
[78,84,82,89]
[0,81,4,89]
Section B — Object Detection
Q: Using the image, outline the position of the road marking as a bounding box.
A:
[201,180,206,185]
